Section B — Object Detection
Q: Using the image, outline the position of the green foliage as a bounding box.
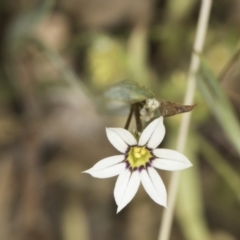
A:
[6,0,55,53]
[197,59,240,156]
[103,80,154,104]
[199,137,240,203]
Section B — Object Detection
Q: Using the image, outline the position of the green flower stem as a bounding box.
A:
[124,105,134,130]
[134,103,142,132]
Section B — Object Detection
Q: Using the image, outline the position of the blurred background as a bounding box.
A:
[0,0,240,240]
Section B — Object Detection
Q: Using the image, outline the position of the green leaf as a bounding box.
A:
[197,59,240,156]
[6,0,55,52]
[103,80,154,104]
[199,137,240,203]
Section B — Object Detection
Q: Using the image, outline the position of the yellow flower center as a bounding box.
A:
[127,146,153,168]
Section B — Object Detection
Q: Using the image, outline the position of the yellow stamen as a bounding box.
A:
[141,148,146,155]
[134,153,141,158]
[134,147,141,153]
[127,146,153,168]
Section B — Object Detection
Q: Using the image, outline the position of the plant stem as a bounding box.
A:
[134,103,142,132]
[158,1,212,240]
[124,105,134,130]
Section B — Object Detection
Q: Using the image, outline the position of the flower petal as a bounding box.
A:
[140,168,164,206]
[152,149,192,171]
[107,128,137,146]
[148,167,167,207]
[106,128,132,153]
[84,155,125,173]
[114,169,131,205]
[117,170,140,213]
[138,117,165,149]
[84,162,126,179]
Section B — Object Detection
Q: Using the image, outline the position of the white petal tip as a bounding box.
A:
[159,200,167,208]
[186,162,193,168]
[117,200,129,213]
[82,168,97,176]
[82,170,94,176]
[159,201,167,208]
[116,206,123,214]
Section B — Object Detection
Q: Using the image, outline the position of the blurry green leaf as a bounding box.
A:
[199,137,240,203]
[176,134,211,240]
[197,60,240,156]
[61,196,89,240]
[159,99,197,117]
[177,164,211,240]
[6,0,55,52]
[31,38,92,101]
[199,58,229,106]
[87,34,127,88]
[103,80,154,104]
[218,48,240,83]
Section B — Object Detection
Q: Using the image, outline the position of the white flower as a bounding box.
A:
[83,117,192,213]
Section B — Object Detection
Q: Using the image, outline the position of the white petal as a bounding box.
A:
[84,162,126,179]
[114,169,131,205]
[106,128,131,153]
[140,168,163,205]
[148,167,167,207]
[84,155,125,172]
[117,171,140,213]
[152,149,192,171]
[138,117,165,149]
[107,128,137,146]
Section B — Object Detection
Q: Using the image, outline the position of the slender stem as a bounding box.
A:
[134,103,142,132]
[158,1,212,240]
[124,105,134,130]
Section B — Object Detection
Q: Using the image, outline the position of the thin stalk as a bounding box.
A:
[124,105,134,130]
[134,103,142,132]
[158,1,212,240]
